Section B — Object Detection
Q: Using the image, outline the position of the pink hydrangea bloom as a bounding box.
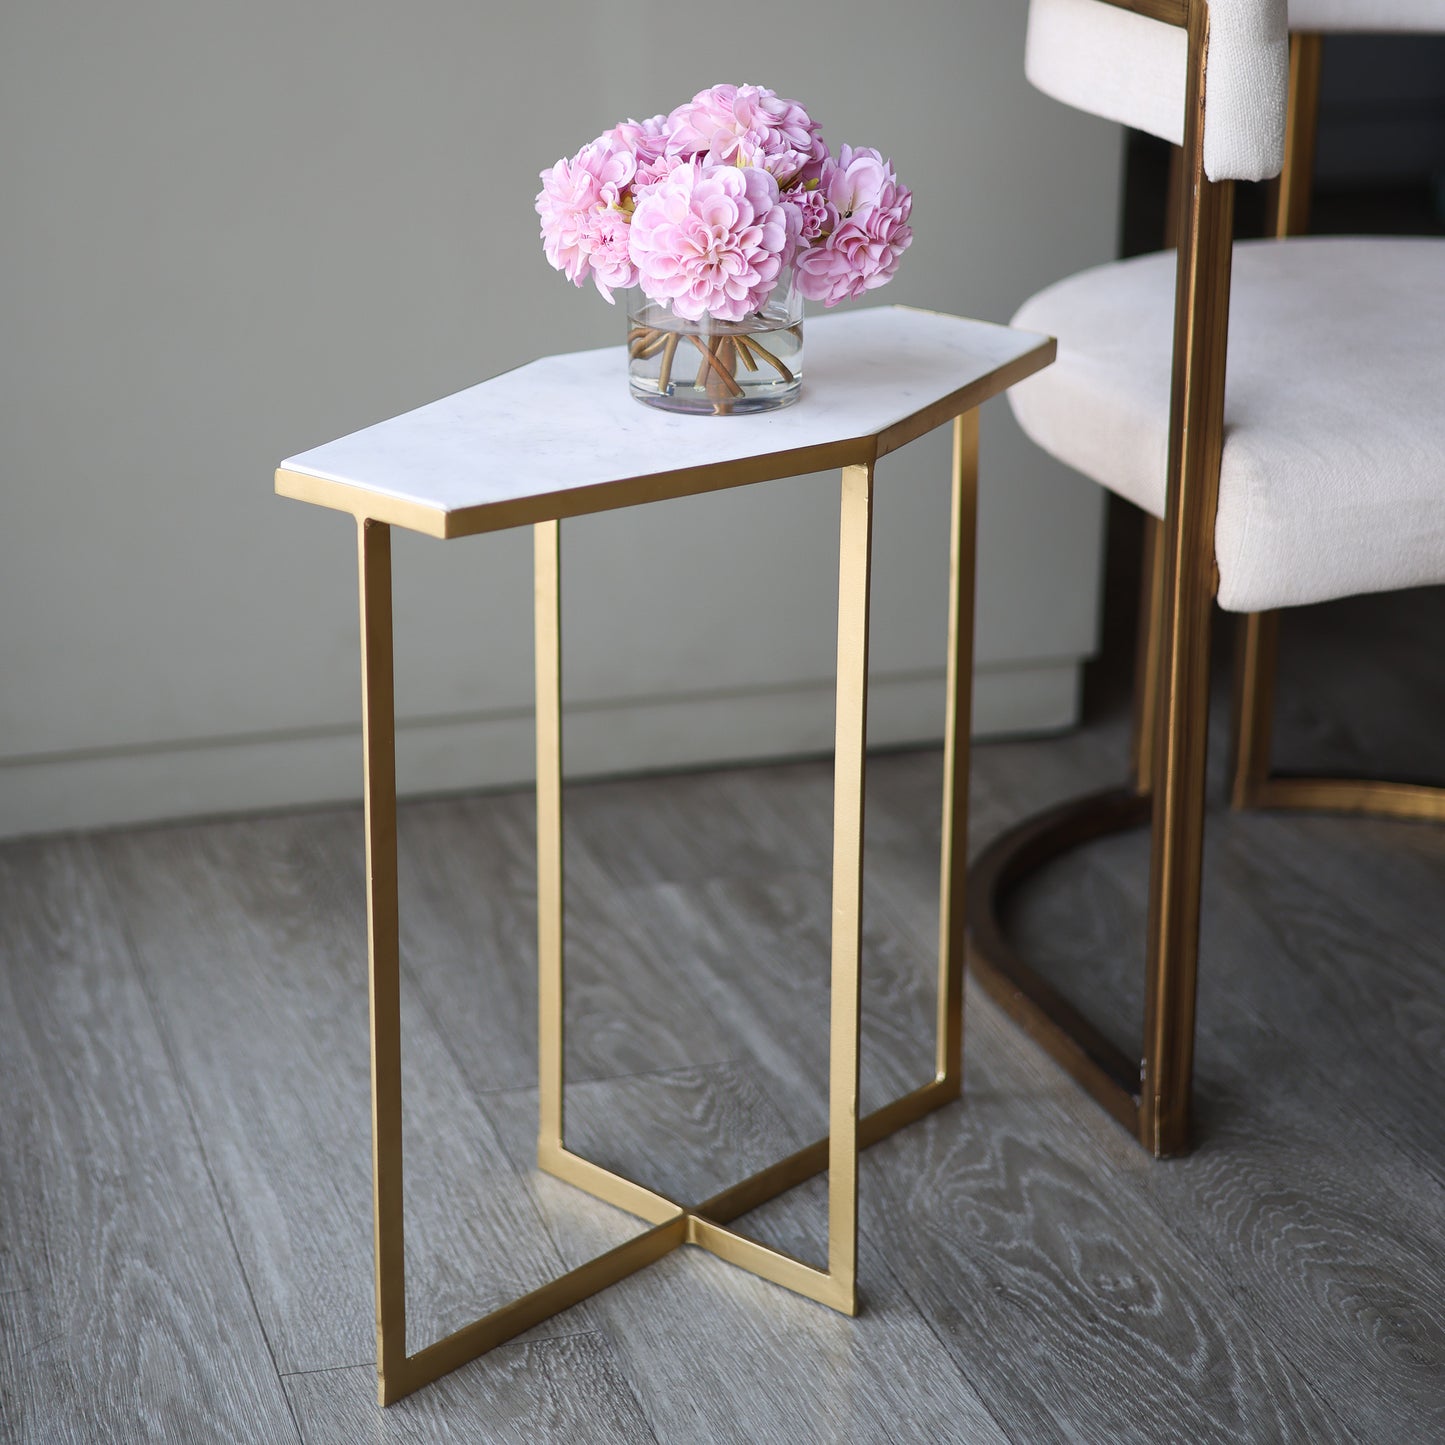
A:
[666,84,821,184]
[629,161,791,322]
[795,148,912,306]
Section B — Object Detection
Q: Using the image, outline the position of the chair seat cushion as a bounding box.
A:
[1008,236,1445,612]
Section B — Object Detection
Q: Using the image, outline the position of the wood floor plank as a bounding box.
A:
[540,1062,808,1207]
[1218,808,1445,1173]
[393,793,540,1093]
[480,1064,1013,1445]
[0,838,300,1445]
[91,812,605,1376]
[284,1334,659,1445]
[984,821,1445,1438]
[392,793,735,1097]
[860,997,1358,1445]
[596,863,941,1133]
[560,766,789,889]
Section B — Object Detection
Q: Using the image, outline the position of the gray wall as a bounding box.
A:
[0,1,1121,838]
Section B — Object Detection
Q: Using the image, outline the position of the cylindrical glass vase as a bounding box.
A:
[627,272,803,415]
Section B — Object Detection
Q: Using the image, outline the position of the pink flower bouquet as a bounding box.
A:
[536,84,912,414]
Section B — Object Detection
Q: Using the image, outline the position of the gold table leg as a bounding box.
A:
[825,458,872,1310]
[357,413,980,1403]
[357,518,407,1404]
[535,519,565,1162]
[938,410,979,1093]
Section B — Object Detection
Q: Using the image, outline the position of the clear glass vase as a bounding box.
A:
[627,271,803,415]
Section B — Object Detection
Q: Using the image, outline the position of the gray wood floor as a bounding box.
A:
[2,586,1443,1443]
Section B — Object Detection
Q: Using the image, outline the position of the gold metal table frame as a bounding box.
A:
[356,422,975,1405]
[276,307,1055,1405]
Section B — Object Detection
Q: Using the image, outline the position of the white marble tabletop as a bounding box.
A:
[276,305,1053,539]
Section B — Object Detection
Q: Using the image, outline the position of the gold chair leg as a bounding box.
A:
[1138,22,1236,1154]
[1229,610,1279,809]
[1230,604,1445,823]
[1131,515,1166,796]
[357,518,407,1404]
[1140,552,1216,1156]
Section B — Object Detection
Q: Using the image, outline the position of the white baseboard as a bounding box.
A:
[0,660,1080,841]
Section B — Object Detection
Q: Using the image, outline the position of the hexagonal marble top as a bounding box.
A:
[276,305,1053,539]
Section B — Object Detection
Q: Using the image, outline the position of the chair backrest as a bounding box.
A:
[1026,0,1289,181]
[1026,0,1445,185]
[1023,0,1445,628]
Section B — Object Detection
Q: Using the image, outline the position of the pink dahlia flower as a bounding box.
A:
[629,161,791,322]
[609,116,669,173]
[535,134,638,287]
[793,130,832,189]
[609,115,669,155]
[818,144,893,220]
[666,84,821,185]
[786,186,834,244]
[795,148,912,306]
[575,131,638,207]
[632,150,677,195]
[536,155,602,287]
[585,208,637,302]
[604,117,677,194]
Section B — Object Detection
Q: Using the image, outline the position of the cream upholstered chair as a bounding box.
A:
[968,0,1445,1157]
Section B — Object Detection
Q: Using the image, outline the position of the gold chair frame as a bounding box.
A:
[968,9,1445,1159]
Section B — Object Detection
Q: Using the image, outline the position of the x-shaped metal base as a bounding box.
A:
[355,414,979,1406]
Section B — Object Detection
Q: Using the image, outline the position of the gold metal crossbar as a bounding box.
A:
[356,412,980,1406]
[394,1075,958,1402]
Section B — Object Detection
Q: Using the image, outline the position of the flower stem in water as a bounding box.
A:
[656,332,679,393]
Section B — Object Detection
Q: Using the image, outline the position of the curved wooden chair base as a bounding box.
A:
[967,787,1152,1147]
[966,773,1445,1158]
[1237,775,1445,823]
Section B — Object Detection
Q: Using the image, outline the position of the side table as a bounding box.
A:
[276,304,1053,1404]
